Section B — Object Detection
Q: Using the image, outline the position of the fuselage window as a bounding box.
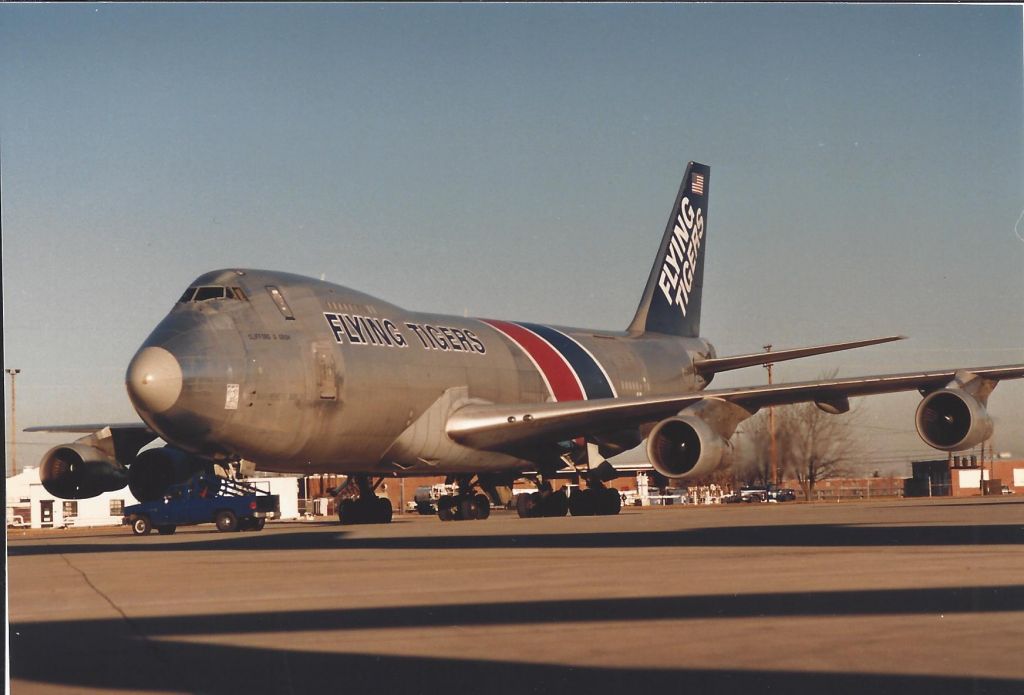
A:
[266,286,295,320]
[194,286,227,302]
[178,287,197,303]
[231,287,248,301]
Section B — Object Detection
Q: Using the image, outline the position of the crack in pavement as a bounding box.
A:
[57,553,197,694]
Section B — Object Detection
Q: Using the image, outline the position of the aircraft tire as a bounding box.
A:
[376,496,394,524]
[438,495,457,521]
[516,492,538,519]
[473,493,491,520]
[156,525,177,535]
[131,515,152,536]
[459,495,481,521]
[598,488,622,516]
[543,491,569,517]
[569,489,596,517]
[215,510,239,533]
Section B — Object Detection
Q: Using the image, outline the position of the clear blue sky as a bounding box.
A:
[3,4,1022,474]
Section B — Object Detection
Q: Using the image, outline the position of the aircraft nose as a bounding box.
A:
[126,346,183,414]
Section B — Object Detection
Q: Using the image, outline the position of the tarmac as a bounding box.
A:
[7,496,1024,694]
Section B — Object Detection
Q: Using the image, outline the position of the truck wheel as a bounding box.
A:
[239,518,266,532]
[131,516,152,536]
[215,510,238,532]
[156,525,177,535]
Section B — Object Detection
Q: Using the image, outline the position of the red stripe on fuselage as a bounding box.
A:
[481,319,585,402]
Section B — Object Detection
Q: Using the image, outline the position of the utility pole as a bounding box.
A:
[6,368,21,478]
[763,345,777,486]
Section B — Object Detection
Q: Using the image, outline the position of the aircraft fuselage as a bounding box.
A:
[127,268,715,475]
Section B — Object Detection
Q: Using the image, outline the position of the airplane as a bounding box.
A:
[30,161,1024,523]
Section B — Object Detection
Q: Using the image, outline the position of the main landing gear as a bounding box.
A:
[516,442,623,518]
[515,479,569,518]
[568,483,622,517]
[338,475,393,525]
[437,476,491,521]
[514,480,621,518]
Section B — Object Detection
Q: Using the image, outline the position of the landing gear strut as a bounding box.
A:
[437,476,491,521]
[338,475,393,525]
[516,479,569,518]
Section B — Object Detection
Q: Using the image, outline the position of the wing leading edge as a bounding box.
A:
[24,423,152,434]
[446,364,1024,452]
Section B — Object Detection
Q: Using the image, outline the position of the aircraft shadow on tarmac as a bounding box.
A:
[8,520,1024,557]
[10,585,1024,695]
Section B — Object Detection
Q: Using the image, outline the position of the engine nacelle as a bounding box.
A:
[646,415,727,480]
[915,388,994,452]
[40,444,128,500]
[129,446,213,502]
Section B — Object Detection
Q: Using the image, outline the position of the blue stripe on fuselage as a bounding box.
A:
[517,322,615,399]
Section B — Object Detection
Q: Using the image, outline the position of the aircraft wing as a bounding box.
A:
[446,364,1024,452]
[23,422,159,464]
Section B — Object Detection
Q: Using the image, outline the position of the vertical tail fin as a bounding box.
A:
[627,161,710,337]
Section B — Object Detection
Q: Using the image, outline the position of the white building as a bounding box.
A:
[6,467,138,529]
[245,476,301,520]
[6,468,300,528]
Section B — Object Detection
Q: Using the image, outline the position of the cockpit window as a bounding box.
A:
[194,286,227,302]
[178,285,245,304]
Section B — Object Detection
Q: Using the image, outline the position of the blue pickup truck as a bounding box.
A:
[123,472,280,535]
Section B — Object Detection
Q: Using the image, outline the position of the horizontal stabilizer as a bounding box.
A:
[693,336,905,377]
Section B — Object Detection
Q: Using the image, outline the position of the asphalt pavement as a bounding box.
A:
[8,496,1024,694]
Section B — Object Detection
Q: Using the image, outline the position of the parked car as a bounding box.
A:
[739,488,768,503]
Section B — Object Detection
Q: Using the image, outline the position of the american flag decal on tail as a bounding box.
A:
[691,172,705,196]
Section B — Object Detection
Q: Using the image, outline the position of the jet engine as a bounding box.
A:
[915,388,993,452]
[40,444,128,500]
[646,415,728,480]
[129,446,213,502]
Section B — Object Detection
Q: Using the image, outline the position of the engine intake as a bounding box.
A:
[129,447,213,502]
[646,415,727,480]
[915,389,993,451]
[40,444,128,500]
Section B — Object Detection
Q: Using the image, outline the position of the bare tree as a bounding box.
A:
[733,410,774,487]
[777,400,860,500]
[730,379,861,499]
